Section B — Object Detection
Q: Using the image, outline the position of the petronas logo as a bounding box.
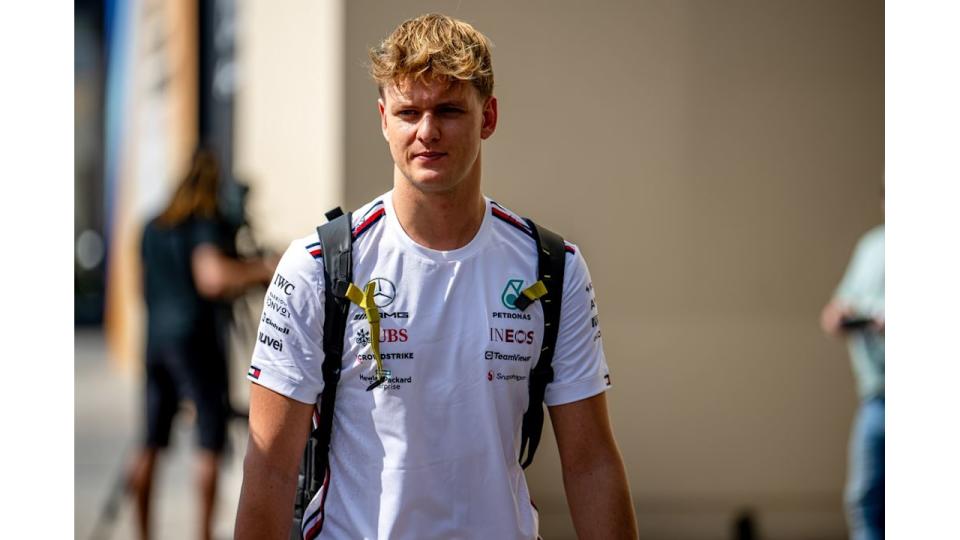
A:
[501,279,524,310]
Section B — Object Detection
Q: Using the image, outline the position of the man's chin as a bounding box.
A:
[402,173,458,194]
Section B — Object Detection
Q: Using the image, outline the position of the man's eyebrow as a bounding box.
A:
[389,99,468,111]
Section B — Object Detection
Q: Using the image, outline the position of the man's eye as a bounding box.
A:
[439,107,463,115]
[397,110,418,117]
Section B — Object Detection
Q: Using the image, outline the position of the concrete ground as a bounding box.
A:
[76,327,845,540]
[75,329,247,540]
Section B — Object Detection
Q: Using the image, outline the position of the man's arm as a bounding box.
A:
[192,244,278,299]
[549,392,638,540]
[235,383,315,540]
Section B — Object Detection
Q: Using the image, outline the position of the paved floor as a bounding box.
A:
[75,329,247,540]
[76,328,845,540]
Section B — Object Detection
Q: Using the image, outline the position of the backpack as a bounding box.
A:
[291,206,567,540]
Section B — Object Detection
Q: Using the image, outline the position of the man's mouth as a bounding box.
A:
[414,151,447,161]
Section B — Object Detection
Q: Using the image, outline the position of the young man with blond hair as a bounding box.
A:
[235,14,637,539]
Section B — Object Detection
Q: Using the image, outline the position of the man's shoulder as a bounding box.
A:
[488,198,581,260]
[863,224,884,243]
[855,224,884,257]
[279,232,327,274]
[285,194,390,263]
[349,196,388,241]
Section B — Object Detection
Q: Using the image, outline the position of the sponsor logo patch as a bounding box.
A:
[248,366,261,379]
[258,332,283,351]
[359,372,412,391]
[354,311,408,320]
[261,313,290,335]
[357,352,414,363]
[265,292,290,318]
[367,277,396,308]
[489,327,535,345]
[501,279,524,310]
[273,273,296,295]
[487,370,528,382]
[355,328,408,345]
[485,350,531,362]
[492,311,532,320]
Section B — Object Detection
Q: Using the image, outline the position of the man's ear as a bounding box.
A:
[480,96,498,140]
[378,98,389,141]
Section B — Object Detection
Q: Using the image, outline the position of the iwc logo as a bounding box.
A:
[367,277,396,308]
[501,279,524,310]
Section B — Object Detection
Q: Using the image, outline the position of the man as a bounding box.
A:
[820,223,884,540]
[235,14,637,539]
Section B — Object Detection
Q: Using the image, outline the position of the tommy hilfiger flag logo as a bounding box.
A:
[248,366,262,380]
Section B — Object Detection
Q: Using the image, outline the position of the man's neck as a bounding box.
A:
[392,173,486,251]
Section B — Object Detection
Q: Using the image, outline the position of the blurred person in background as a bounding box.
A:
[234,13,637,540]
[820,218,884,540]
[128,147,279,540]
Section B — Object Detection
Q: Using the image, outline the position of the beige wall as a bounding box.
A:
[235,0,345,250]
[343,2,883,539]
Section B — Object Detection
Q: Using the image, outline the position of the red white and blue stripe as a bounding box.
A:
[352,200,385,241]
[302,467,332,540]
[306,241,323,259]
[490,201,576,255]
[305,201,386,260]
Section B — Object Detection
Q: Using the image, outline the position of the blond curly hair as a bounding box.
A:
[369,13,494,98]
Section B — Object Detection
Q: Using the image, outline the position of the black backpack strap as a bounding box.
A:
[315,209,353,475]
[293,208,352,539]
[517,218,566,469]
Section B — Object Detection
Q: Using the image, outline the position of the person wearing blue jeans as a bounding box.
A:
[821,224,884,540]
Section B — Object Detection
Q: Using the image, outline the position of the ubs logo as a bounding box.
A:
[367,277,396,308]
[356,328,408,344]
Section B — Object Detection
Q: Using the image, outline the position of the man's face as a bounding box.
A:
[379,77,497,194]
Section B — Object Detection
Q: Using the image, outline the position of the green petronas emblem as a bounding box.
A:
[501,279,524,310]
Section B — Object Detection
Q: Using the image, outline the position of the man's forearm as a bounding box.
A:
[234,456,299,540]
[562,451,638,540]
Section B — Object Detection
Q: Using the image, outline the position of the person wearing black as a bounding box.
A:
[128,148,278,540]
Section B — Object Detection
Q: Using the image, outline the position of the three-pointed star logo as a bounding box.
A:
[367,277,396,308]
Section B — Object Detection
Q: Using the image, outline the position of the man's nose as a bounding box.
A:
[416,113,440,143]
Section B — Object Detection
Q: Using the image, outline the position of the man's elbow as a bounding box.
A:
[195,275,227,299]
[242,443,300,488]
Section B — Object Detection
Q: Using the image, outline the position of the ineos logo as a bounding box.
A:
[367,277,396,307]
[489,327,536,345]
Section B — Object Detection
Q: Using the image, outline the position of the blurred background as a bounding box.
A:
[75,1,883,539]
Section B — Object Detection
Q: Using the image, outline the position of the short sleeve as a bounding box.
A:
[834,226,885,318]
[189,217,221,249]
[544,245,612,406]
[248,237,327,404]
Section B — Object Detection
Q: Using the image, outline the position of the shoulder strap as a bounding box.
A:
[517,218,566,469]
[294,208,352,536]
[315,208,352,462]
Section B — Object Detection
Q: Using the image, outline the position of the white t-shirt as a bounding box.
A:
[249,191,611,540]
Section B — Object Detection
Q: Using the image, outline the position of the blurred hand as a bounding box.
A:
[820,300,853,337]
[265,252,281,272]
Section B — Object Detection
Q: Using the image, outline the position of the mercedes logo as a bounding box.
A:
[367,277,396,308]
